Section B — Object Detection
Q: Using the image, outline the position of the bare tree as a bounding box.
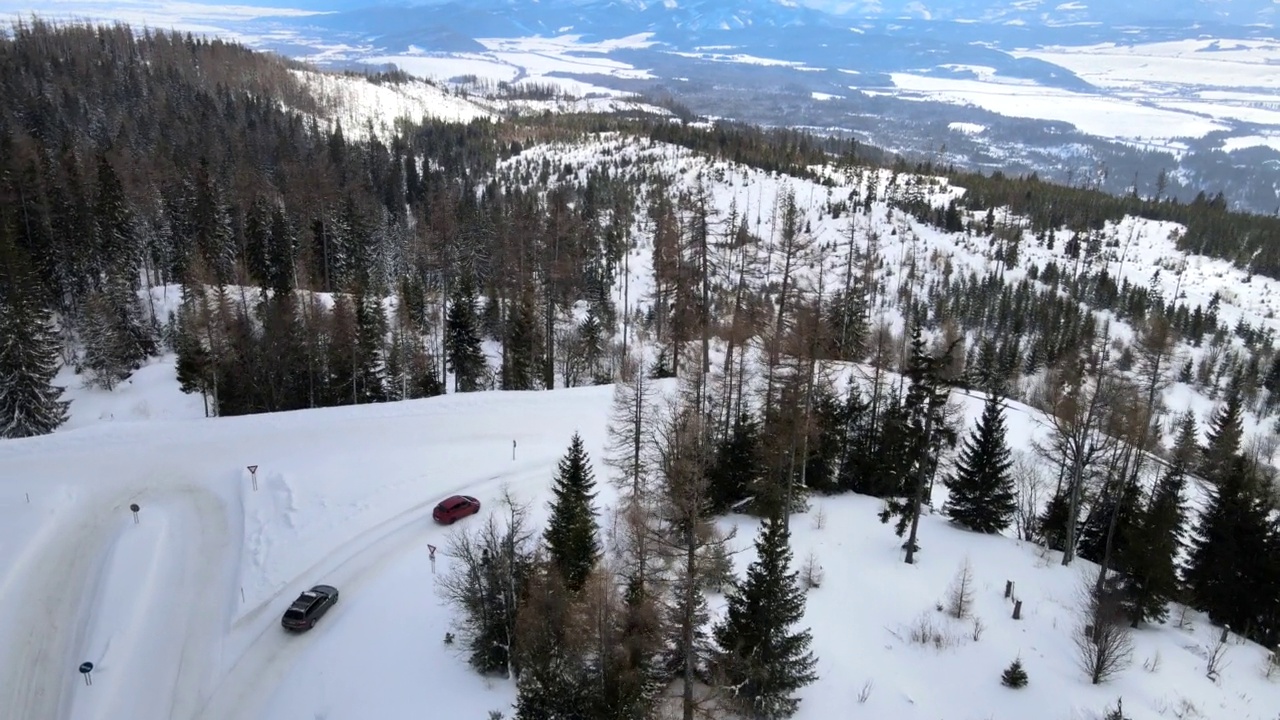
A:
[649,403,736,720]
[1012,450,1047,542]
[1073,571,1134,685]
[1035,334,1121,565]
[436,486,537,679]
[605,352,659,502]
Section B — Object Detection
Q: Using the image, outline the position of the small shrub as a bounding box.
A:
[971,615,986,642]
[1142,651,1162,673]
[1265,650,1278,681]
[907,613,957,650]
[1205,629,1231,681]
[1103,698,1128,720]
[1001,658,1028,688]
[812,505,827,530]
[855,679,873,703]
[444,632,455,645]
[945,557,976,619]
[801,551,825,589]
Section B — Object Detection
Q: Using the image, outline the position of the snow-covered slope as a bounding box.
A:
[290,68,494,139]
[496,134,1279,441]
[4,366,1280,720]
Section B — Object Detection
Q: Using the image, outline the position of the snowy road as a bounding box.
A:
[194,464,547,720]
[0,473,235,720]
[0,386,616,720]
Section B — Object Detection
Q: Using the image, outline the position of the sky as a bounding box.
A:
[0,0,870,17]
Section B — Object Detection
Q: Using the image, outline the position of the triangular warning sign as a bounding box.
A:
[247,465,259,474]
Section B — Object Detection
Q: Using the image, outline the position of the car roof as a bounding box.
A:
[439,495,466,505]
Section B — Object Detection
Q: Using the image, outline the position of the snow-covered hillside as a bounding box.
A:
[4,363,1280,720]
[6,122,1280,720]
[495,133,1280,444]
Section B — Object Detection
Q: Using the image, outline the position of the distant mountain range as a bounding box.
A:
[272,0,1280,31]
[6,0,1279,212]
[284,0,1278,52]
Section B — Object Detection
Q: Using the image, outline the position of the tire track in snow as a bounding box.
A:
[194,463,548,720]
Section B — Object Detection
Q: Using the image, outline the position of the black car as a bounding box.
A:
[282,584,340,631]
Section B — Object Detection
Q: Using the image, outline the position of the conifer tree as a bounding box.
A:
[544,433,601,593]
[446,273,486,392]
[353,288,388,403]
[707,413,762,514]
[1001,658,1028,688]
[712,515,818,720]
[503,291,540,391]
[80,284,152,390]
[578,303,605,382]
[512,566,590,720]
[1077,477,1141,565]
[1182,454,1273,634]
[1121,410,1194,626]
[944,392,1016,533]
[1200,378,1243,482]
[0,246,70,438]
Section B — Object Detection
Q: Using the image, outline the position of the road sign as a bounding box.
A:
[247,465,259,491]
[428,544,437,559]
[129,503,140,524]
[79,661,94,686]
[247,465,258,474]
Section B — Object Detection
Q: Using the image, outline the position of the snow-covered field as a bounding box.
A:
[6,359,1280,720]
[1004,38,1280,150]
[884,72,1231,142]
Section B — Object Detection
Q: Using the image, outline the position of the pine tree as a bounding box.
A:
[1121,411,1194,625]
[446,273,486,392]
[605,577,665,720]
[543,433,601,593]
[578,303,605,383]
[353,289,388,403]
[1200,378,1243,483]
[944,392,1016,533]
[1001,658,1028,688]
[0,249,70,438]
[1182,454,1273,634]
[660,564,712,683]
[1077,477,1141,565]
[707,413,762,514]
[1038,489,1072,551]
[503,290,540,391]
[713,515,818,720]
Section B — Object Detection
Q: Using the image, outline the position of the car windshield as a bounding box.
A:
[284,608,306,619]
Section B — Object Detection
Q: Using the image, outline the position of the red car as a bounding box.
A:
[433,494,481,524]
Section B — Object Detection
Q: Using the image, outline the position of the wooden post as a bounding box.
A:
[1004,580,1014,599]
[1013,600,1023,620]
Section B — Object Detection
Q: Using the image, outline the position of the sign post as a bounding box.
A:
[512,440,516,461]
[247,465,259,492]
[428,544,437,574]
[79,661,94,686]
[129,503,140,524]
